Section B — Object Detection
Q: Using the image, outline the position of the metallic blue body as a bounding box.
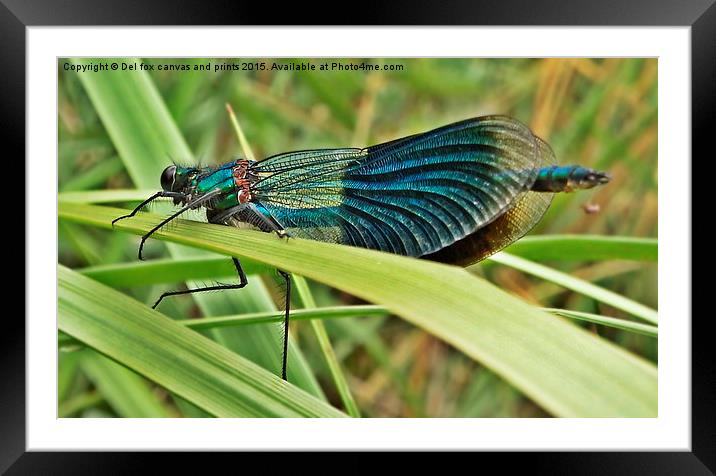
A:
[167,116,609,265]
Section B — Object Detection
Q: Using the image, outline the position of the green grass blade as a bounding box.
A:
[226,103,257,162]
[545,309,658,338]
[58,305,389,347]
[293,276,361,418]
[59,266,346,418]
[58,350,82,403]
[488,252,658,324]
[60,202,657,417]
[181,305,387,329]
[78,257,270,288]
[58,392,104,418]
[79,350,173,417]
[71,58,191,183]
[61,303,655,349]
[60,156,126,192]
[166,59,208,126]
[504,235,657,262]
[59,189,158,204]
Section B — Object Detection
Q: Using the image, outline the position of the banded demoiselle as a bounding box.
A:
[113,115,611,380]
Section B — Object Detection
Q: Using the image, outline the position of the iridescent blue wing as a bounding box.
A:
[425,137,556,265]
[250,116,547,257]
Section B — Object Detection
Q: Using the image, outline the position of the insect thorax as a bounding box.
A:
[232,159,253,204]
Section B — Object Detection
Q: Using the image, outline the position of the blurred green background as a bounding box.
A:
[58,58,657,418]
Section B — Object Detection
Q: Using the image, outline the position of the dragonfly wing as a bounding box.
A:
[251,116,546,257]
[426,137,556,265]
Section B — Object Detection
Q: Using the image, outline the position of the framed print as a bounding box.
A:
[7,0,708,470]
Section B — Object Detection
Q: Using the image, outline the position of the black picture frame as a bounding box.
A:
[8,0,706,470]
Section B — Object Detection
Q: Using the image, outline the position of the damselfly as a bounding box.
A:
[113,115,611,380]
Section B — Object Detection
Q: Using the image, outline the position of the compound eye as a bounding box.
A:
[160,165,177,191]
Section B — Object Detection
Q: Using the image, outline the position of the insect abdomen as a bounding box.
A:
[531,165,611,192]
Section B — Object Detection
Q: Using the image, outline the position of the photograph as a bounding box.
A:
[57,57,658,419]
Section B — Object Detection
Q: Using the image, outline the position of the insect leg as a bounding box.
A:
[152,257,248,309]
[277,269,291,381]
[112,191,186,226]
[244,203,289,239]
[208,203,291,240]
[138,189,221,260]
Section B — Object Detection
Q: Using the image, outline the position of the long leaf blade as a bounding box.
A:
[489,252,658,324]
[79,350,173,417]
[504,235,657,262]
[60,202,658,417]
[59,266,346,418]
